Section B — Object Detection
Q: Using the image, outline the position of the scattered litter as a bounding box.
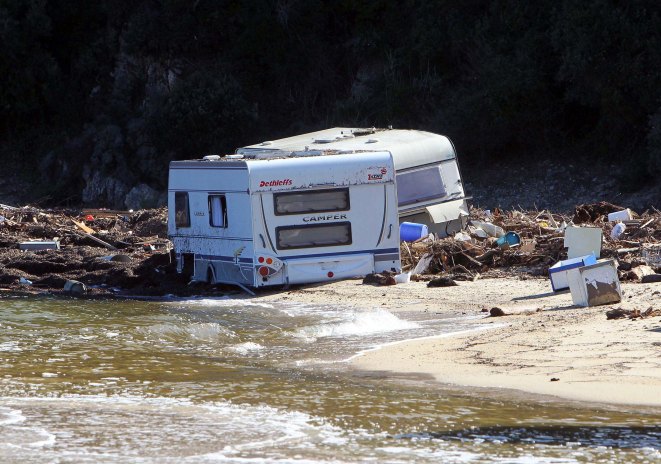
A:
[19,277,32,285]
[549,254,597,292]
[641,274,661,283]
[642,244,661,266]
[519,239,536,253]
[412,253,434,275]
[621,265,655,282]
[427,276,458,287]
[471,220,505,238]
[610,222,626,239]
[607,209,633,222]
[400,222,428,242]
[490,307,506,317]
[495,231,520,249]
[607,306,661,320]
[19,240,60,251]
[567,259,621,307]
[454,231,472,242]
[564,226,602,259]
[363,272,397,286]
[63,280,87,295]
[394,271,411,284]
[72,218,95,234]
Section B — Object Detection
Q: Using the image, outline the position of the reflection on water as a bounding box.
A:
[0,295,659,463]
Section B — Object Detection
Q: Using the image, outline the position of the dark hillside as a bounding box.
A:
[1,0,659,208]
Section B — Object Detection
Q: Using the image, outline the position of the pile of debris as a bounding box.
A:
[0,204,197,297]
[1,201,659,299]
[399,201,661,284]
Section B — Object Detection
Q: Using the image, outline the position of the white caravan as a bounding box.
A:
[238,128,469,237]
[168,150,401,288]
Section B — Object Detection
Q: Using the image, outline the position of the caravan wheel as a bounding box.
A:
[207,266,215,284]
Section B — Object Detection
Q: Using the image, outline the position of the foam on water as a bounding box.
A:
[0,407,26,426]
[228,342,265,356]
[0,395,350,462]
[0,341,22,352]
[140,322,238,343]
[294,308,419,341]
[165,297,274,310]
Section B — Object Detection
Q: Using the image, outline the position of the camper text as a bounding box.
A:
[303,214,347,222]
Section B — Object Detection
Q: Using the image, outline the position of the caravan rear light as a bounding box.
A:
[266,257,273,265]
[258,256,264,263]
[258,266,269,277]
[327,272,334,278]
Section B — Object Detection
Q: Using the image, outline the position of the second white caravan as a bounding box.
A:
[237,127,470,237]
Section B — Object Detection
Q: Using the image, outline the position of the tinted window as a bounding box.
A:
[274,188,349,215]
[276,223,352,249]
[396,167,446,206]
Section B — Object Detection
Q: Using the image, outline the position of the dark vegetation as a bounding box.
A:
[1,0,660,208]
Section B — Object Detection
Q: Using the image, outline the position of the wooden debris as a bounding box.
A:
[400,203,660,282]
[71,218,96,234]
[642,274,661,283]
[427,277,458,287]
[78,232,117,250]
[607,306,661,320]
[490,307,506,317]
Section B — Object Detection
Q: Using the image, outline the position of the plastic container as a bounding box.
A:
[607,209,632,222]
[567,259,621,307]
[495,232,521,249]
[471,220,505,238]
[610,222,626,239]
[394,271,411,284]
[400,222,429,242]
[548,254,597,292]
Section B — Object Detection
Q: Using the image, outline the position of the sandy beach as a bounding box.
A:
[256,277,661,407]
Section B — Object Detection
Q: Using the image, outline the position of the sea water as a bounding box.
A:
[0,295,658,463]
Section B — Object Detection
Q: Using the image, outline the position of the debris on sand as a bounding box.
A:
[1,202,659,297]
[401,203,661,285]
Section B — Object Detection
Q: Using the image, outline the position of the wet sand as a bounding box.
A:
[256,277,661,407]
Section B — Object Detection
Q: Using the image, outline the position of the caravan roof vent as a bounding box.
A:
[202,155,221,161]
[313,138,335,144]
[225,154,244,159]
[366,138,380,144]
[261,141,273,146]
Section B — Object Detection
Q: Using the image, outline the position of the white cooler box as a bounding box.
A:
[548,254,597,292]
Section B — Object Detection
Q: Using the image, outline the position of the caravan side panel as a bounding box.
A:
[168,162,255,286]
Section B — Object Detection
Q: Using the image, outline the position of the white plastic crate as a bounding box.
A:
[567,259,622,307]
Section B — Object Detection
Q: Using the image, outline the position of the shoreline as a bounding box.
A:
[254,277,661,407]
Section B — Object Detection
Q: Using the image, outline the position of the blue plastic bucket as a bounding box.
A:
[496,231,521,249]
[400,222,429,242]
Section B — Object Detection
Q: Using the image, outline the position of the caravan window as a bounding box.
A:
[274,188,349,215]
[276,223,352,249]
[208,194,228,228]
[174,192,190,227]
[396,166,447,206]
